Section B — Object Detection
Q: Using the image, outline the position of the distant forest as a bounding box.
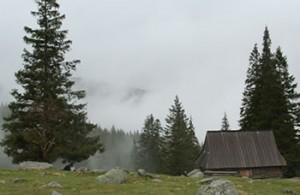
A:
[80,126,140,170]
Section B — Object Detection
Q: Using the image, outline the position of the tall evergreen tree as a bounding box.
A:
[240,27,300,176]
[185,117,201,169]
[221,113,230,131]
[1,0,102,163]
[240,44,261,130]
[274,47,300,136]
[160,96,200,175]
[134,114,162,173]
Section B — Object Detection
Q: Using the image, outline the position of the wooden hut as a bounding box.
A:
[196,131,286,178]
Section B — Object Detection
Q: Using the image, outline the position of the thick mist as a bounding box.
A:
[76,127,139,171]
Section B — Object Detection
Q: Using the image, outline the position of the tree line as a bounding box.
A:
[131,96,201,175]
[0,0,299,177]
[85,126,139,170]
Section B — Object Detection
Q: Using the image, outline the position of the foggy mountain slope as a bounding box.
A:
[73,77,148,104]
[73,77,154,131]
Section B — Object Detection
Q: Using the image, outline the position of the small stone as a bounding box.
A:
[51,191,62,195]
[0,180,6,184]
[283,188,297,194]
[151,179,162,182]
[137,169,159,179]
[187,169,204,178]
[12,178,26,184]
[138,169,146,176]
[41,181,62,188]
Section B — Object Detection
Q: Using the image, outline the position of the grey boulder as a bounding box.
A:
[196,178,239,195]
[188,169,204,178]
[96,168,128,184]
[19,161,53,170]
[137,169,159,179]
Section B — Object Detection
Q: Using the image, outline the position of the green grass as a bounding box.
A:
[227,176,300,195]
[0,168,299,195]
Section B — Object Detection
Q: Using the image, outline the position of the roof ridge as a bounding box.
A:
[206,130,274,133]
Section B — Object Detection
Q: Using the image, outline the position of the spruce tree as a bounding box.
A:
[185,117,201,169]
[240,27,300,176]
[221,113,230,131]
[240,44,261,130]
[160,96,200,175]
[135,114,162,173]
[274,47,300,176]
[1,0,102,163]
[274,47,300,135]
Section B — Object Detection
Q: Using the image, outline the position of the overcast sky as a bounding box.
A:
[1,0,300,142]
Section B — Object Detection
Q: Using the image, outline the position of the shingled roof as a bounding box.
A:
[197,131,286,169]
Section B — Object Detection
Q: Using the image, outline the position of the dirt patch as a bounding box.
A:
[287,177,300,182]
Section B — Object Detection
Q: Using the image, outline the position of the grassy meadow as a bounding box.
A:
[0,168,299,195]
